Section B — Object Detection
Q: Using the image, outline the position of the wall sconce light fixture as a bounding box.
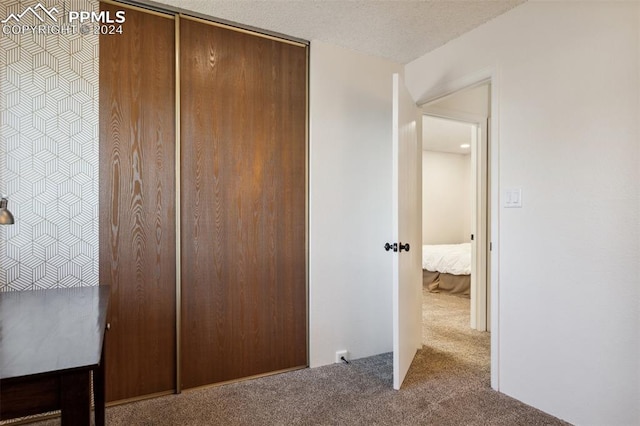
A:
[0,197,15,225]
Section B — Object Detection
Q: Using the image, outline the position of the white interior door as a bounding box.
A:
[392,73,422,390]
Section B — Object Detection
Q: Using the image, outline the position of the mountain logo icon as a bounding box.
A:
[1,3,59,23]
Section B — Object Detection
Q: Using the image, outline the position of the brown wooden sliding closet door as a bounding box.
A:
[180,18,307,389]
[99,4,176,401]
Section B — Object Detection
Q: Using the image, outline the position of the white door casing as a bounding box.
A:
[470,123,479,329]
[392,73,422,390]
[470,122,489,331]
[422,107,489,332]
[415,70,498,389]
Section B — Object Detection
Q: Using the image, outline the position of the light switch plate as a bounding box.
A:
[504,188,522,208]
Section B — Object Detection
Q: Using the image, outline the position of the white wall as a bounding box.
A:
[406,2,639,425]
[309,40,402,367]
[422,151,471,245]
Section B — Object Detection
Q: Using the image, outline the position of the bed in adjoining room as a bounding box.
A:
[422,243,471,297]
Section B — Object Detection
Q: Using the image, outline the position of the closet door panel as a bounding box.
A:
[99,4,176,401]
[180,18,307,389]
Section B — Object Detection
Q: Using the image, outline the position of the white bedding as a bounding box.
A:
[422,243,471,275]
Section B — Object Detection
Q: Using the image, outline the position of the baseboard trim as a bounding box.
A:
[107,389,175,407]
[182,365,309,392]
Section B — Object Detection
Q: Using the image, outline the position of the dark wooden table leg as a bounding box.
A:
[60,370,91,426]
[94,340,106,426]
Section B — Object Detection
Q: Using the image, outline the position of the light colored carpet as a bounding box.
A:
[29,288,570,425]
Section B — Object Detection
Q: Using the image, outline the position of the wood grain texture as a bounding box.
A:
[180,18,307,389]
[99,3,176,402]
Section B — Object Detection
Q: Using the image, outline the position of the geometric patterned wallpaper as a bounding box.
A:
[0,0,99,291]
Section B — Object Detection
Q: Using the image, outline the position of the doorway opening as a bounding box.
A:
[419,82,491,376]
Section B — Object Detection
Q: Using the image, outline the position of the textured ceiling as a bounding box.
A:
[151,0,526,63]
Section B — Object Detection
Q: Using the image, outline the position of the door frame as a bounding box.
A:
[421,109,488,332]
[415,68,500,390]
